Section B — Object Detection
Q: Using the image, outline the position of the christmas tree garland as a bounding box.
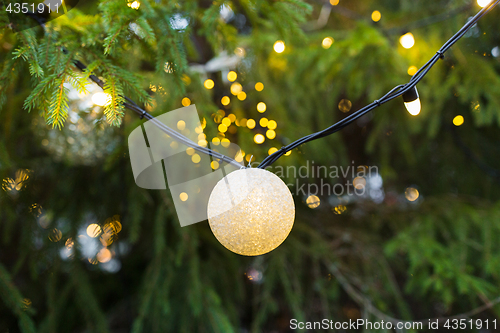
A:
[23,0,500,170]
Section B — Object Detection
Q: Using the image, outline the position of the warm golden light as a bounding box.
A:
[211,161,219,169]
[405,187,419,201]
[329,0,339,5]
[338,99,352,113]
[322,37,334,49]
[333,205,347,215]
[22,299,31,310]
[65,238,74,249]
[477,0,491,7]
[235,150,244,162]
[87,224,102,238]
[218,124,228,133]
[100,228,115,247]
[353,176,366,190]
[179,192,188,201]
[228,114,236,122]
[404,98,421,116]
[221,138,231,148]
[400,32,415,49]
[192,154,201,163]
[246,119,256,129]
[268,147,278,155]
[128,1,140,9]
[221,96,230,106]
[212,137,221,145]
[222,117,231,127]
[266,129,276,139]
[227,71,237,82]
[186,147,195,155]
[181,97,191,106]
[255,82,264,91]
[257,102,266,113]
[306,195,320,208]
[1,178,14,193]
[92,92,111,106]
[230,82,242,95]
[407,65,418,76]
[267,120,277,130]
[204,79,214,89]
[164,62,173,73]
[237,92,247,101]
[181,75,191,85]
[259,118,269,127]
[97,248,112,263]
[207,168,295,256]
[273,40,285,53]
[371,10,381,22]
[2,169,30,193]
[453,115,464,126]
[30,203,42,217]
[234,47,245,57]
[254,134,265,144]
[177,120,186,130]
[48,228,62,242]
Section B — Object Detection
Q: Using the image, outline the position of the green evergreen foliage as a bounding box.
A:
[1,0,500,332]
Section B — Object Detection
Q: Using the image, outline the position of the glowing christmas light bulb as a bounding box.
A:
[400,32,415,49]
[273,40,285,53]
[477,0,491,7]
[402,87,421,116]
[207,168,295,256]
[92,92,111,106]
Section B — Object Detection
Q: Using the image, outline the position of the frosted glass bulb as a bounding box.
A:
[404,98,421,116]
[400,32,415,49]
[207,168,295,256]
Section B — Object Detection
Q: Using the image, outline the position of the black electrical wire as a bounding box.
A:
[257,0,500,169]
[24,10,244,170]
[21,1,500,170]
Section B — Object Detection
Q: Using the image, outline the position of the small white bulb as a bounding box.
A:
[207,168,295,256]
[400,33,415,49]
[404,98,421,116]
[92,92,111,107]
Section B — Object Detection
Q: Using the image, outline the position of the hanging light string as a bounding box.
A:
[22,10,244,169]
[69,61,244,169]
[257,0,500,169]
[23,1,499,170]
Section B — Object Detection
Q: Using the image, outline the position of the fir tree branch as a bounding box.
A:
[47,76,69,129]
[328,262,500,327]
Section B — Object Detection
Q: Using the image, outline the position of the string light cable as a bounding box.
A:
[21,1,500,170]
[258,0,500,169]
[22,9,244,170]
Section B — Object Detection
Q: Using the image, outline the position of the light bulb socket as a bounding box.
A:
[402,86,419,103]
